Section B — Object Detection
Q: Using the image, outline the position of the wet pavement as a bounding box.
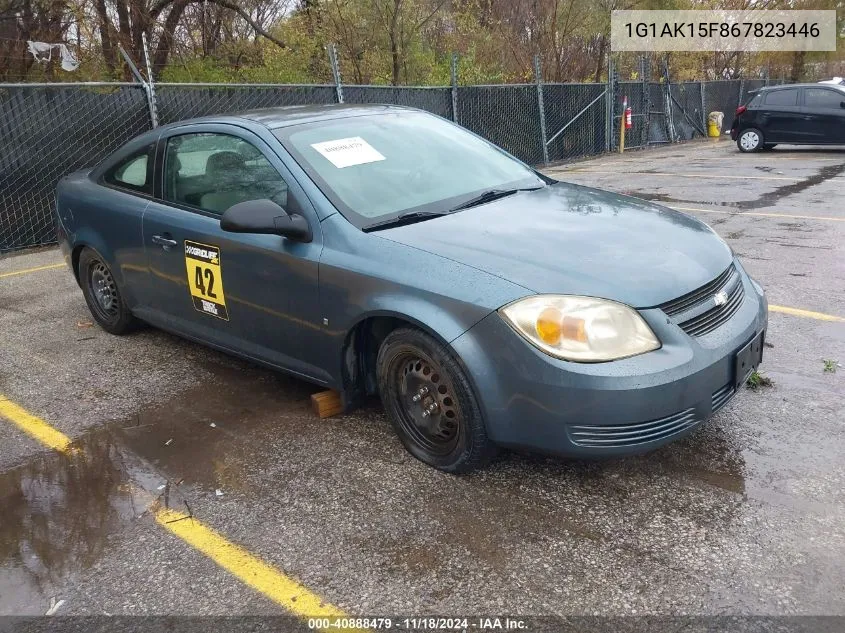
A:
[1,139,844,617]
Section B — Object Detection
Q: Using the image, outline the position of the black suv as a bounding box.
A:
[730,83,845,152]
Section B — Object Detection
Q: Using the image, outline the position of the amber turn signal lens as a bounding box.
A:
[535,307,563,345]
[536,309,588,345]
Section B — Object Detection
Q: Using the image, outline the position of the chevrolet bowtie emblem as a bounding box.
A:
[714,290,729,306]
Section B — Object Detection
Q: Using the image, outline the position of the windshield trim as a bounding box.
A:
[273,111,545,230]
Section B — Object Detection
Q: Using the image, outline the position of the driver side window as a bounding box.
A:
[163,133,289,215]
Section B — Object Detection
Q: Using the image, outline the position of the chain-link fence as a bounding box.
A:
[669,82,707,140]
[0,83,151,252]
[155,84,338,124]
[0,61,774,253]
[544,83,608,162]
[342,86,453,119]
[458,84,545,166]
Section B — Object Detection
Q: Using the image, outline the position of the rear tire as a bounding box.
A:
[377,327,496,473]
[78,247,138,335]
[737,128,764,152]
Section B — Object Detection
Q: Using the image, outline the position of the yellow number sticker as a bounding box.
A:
[184,240,228,321]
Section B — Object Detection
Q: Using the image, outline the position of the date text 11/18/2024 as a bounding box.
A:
[307,617,528,630]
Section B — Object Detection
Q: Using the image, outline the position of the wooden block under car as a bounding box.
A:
[311,390,344,419]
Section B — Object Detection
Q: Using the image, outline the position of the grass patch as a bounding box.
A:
[823,359,839,373]
[746,369,773,389]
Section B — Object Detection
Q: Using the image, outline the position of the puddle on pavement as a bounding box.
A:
[0,431,141,613]
[745,161,845,209]
[113,361,317,494]
[0,360,320,613]
[622,160,845,211]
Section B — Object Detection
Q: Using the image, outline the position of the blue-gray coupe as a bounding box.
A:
[56,105,767,472]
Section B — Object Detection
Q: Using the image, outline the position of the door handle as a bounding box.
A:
[152,234,178,249]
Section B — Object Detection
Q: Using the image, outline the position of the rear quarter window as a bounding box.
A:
[102,144,155,195]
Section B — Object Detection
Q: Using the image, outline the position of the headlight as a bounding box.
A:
[499,295,661,362]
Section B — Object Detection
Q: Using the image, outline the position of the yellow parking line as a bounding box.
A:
[0,263,65,279]
[670,205,845,223]
[0,395,73,452]
[156,507,346,619]
[0,395,349,624]
[770,305,845,322]
[563,169,801,181]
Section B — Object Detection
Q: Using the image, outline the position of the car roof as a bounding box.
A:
[758,83,845,91]
[158,104,420,133]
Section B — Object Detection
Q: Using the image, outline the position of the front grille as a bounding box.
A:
[660,264,736,317]
[569,408,699,448]
[658,264,745,337]
[711,383,736,413]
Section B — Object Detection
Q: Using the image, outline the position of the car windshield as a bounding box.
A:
[275,111,544,228]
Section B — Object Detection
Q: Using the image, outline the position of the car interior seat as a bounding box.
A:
[200,151,254,214]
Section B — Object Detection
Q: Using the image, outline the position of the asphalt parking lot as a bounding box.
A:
[1,138,844,621]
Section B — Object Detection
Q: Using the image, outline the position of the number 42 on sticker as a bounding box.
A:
[184,240,229,321]
[194,267,217,298]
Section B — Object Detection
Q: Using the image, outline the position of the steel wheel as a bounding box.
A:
[88,261,119,321]
[377,327,496,473]
[392,352,462,456]
[739,129,761,152]
[78,247,139,335]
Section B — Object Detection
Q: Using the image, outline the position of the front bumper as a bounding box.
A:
[450,264,768,458]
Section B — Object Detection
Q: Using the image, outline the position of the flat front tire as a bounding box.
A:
[737,128,763,152]
[377,327,496,473]
[78,247,138,335]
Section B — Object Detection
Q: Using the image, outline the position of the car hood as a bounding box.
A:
[376,182,733,308]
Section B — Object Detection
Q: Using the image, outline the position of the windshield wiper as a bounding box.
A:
[363,211,449,232]
[363,185,545,232]
[449,186,543,212]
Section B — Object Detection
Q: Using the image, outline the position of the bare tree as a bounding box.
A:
[0,0,74,81]
[372,0,447,84]
[92,0,290,79]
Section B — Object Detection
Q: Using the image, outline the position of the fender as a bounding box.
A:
[332,300,491,388]
[346,298,488,346]
[71,228,117,274]
[58,166,150,308]
[333,304,491,412]
[318,213,531,393]
[70,226,145,308]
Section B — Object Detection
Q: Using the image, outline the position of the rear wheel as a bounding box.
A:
[737,128,764,152]
[376,327,496,473]
[78,247,138,335]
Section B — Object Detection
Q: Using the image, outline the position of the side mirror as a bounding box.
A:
[220,199,312,243]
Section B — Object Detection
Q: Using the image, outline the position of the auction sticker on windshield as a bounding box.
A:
[311,136,386,168]
[184,240,229,321]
